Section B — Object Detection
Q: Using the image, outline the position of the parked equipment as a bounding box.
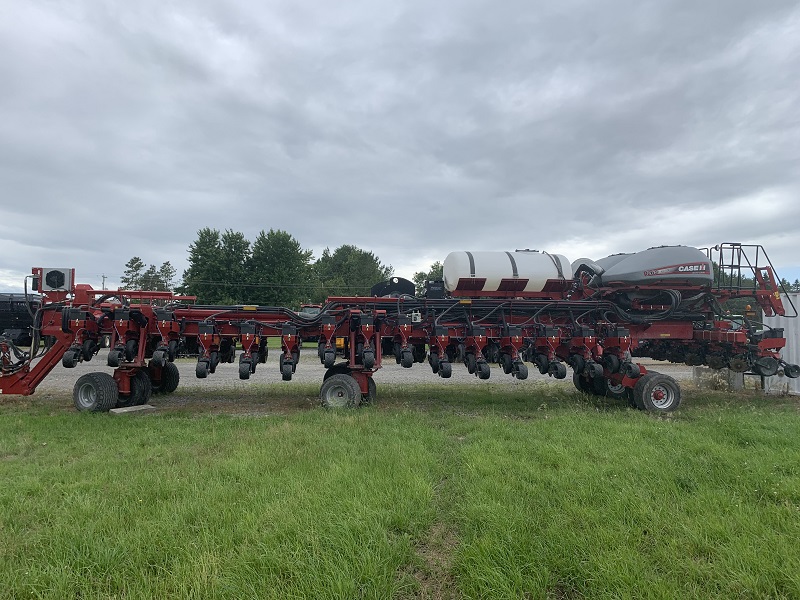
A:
[1,243,797,414]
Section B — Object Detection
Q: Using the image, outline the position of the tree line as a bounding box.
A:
[120,228,395,306]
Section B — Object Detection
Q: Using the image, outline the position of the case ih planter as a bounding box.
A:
[1,243,797,413]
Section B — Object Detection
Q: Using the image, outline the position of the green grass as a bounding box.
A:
[1,385,799,599]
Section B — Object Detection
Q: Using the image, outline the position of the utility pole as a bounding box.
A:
[101,274,107,290]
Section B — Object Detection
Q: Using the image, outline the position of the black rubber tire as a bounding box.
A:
[62,350,79,369]
[500,353,513,374]
[439,361,452,378]
[157,362,180,394]
[281,361,293,381]
[362,377,377,405]
[209,351,219,374]
[515,362,529,380]
[477,361,491,380]
[362,349,375,370]
[633,373,681,412]
[73,372,118,412]
[239,360,251,380]
[550,362,567,380]
[81,339,97,362]
[320,374,361,409]
[401,350,414,369]
[196,360,209,379]
[168,340,178,362]
[125,339,138,362]
[107,349,121,368]
[151,350,166,368]
[573,370,590,393]
[117,371,151,408]
[412,345,426,363]
[131,370,152,406]
[465,353,477,374]
[429,352,440,374]
[323,350,336,369]
[324,363,351,381]
[784,363,800,379]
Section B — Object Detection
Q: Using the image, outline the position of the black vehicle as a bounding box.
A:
[0,293,40,346]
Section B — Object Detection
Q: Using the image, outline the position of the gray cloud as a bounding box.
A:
[1,0,798,292]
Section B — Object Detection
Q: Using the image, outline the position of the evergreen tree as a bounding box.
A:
[120,257,146,290]
[248,229,313,306]
[180,228,224,302]
[312,245,393,302]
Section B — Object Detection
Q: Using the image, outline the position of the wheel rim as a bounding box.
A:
[323,381,352,408]
[650,384,675,409]
[607,381,625,395]
[76,382,97,409]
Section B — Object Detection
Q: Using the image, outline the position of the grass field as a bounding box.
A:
[1,384,799,599]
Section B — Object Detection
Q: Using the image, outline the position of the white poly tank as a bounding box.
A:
[442,251,572,293]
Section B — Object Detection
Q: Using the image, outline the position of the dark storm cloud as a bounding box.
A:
[1,0,798,291]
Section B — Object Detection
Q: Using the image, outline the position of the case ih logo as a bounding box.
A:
[644,263,708,277]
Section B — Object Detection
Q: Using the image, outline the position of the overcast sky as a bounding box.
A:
[1,0,798,293]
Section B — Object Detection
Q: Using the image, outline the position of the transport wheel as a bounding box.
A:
[464,353,477,374]
[515,362,528,380]
[605,378,634,406]
[633,373,681,412]
[117,371,152,407]
[477,361,491,380]
[439,361,452,378]
[131,370,153,405]
[572,370,586,392]
[320,374,361,409]
[239,360,251,380]
[152,362,180,394]
[401,350,414,368]
[362,377,377,405]
[196,360,209,379]
[362,349,375,370]
[73,372,118,412]
[324,363,351,381]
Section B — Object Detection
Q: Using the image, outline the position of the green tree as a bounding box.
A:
[218,229,251,304]
[120,257,146,290]
[312,245,393,302]
[412,261,444,296]
[159,261,177,291]
[248,229,313,306]
[180,228,225,302]
[140,265,162,290]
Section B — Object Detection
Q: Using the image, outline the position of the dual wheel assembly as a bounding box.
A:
[72,362,180,412]
[573,370,681,412]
